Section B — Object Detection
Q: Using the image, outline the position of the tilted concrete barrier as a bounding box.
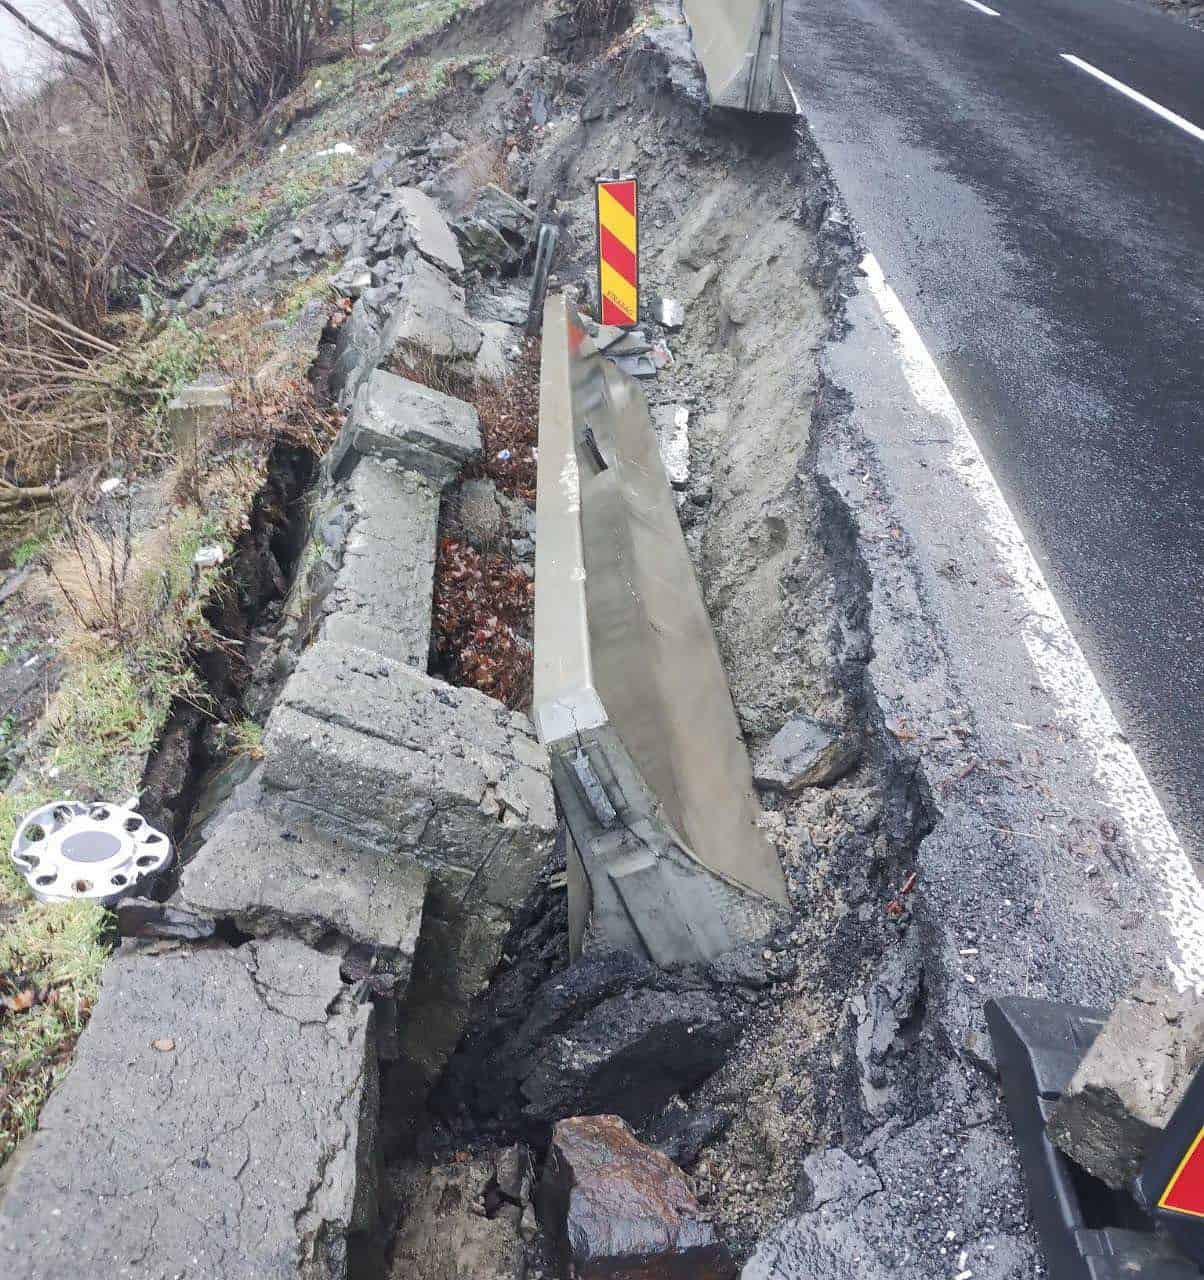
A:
[534,294,789,967]
[681,0,797,115]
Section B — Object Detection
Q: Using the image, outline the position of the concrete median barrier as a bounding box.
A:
[534,293,789,967]
[681,0,797,115]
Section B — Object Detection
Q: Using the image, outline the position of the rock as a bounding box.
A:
[0,940,380,1279]
[470,284,531,326]
[646,1101,731,1169]
[799,1148,882,1210]
[751,715,862,792]
[384,250,484,362]
[330,294,385,404]
[389,1157,526,1280]
[1047,979,1204,1189]
[538,1115,736,1280]
[517,981,738,1126]
[180,809,427,988]
[454,476,506,547]
[428,131,462,160]
[474,184,537,240]
[328,366,482,489]
[397,187,464,276]
[495,1145,528,1202]
[455,216,520,272]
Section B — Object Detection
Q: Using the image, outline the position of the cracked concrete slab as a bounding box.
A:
[384,250,483,363]
[328,367,482,489]
[180,809,427,980]
[396,188,464,277]
[319,460,439,668]
[0,939,378,1280]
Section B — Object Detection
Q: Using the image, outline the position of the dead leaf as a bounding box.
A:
[151,1037,176,1052]
[1,989,36,1013]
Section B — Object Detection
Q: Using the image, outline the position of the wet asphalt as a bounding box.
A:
[781,0,1204,853]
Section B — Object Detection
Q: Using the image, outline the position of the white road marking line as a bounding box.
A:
[859,250,1204,991]
[958,0,1000,15]
[1062,53,1204,144]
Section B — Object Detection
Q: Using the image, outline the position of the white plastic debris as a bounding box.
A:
[316,142,357,158]
[98,477,127,497]
[497,449,512,461]
[193,545,225,568]
[10,800,173,905]
[360,41,377,50]
[654,297,685,330]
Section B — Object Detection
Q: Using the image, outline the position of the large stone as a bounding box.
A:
[384,251,484,362]
[0,939,379,1279]
[389,1156,527,1280]
[751,714,862,792]
[506,952,739,1127]
[319,461,439,668]
[330,294,385,404]
[180,808,427,986]
[1047,980,1204,1189]
[329,367,482,488]
[538,1115,736,1280]
[474,183,536,240]
[397,187,464,276]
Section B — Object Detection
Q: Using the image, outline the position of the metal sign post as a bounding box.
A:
[595,176,639,328]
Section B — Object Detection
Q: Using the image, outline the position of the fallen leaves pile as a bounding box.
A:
[432,538,534,709]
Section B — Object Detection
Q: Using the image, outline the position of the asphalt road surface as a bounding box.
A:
[781,0,1204,856]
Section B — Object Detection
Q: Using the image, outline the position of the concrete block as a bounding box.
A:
[752,715,862,792]
[180,808,427,984]
[397,187,464,276]
[1047,980,1204,1189]
[328,367,481,489]
[262,642,555,907]
[0,939,379,1279]
[384,250,483,363]
[322,461,439,668]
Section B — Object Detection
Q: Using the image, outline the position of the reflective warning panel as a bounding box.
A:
[596,178,639,328]
[1160,1128,1204,1219]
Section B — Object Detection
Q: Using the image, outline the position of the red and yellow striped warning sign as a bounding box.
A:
[1160,1125,1204,1218]
[596,177,639,328]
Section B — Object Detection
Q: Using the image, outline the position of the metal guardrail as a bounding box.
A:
[534,293,789,967]
[681,0,798,116]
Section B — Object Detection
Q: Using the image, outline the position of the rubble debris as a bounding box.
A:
[538,1114,736,1279]
[612,353,656,378]
[116,897,216,941]
[390,1154,528,1280]
[397,187,465,277]
[0,940,380,1279]
[328,367,483,488]
[1047,979,1204,1189]
[751,714,862,792]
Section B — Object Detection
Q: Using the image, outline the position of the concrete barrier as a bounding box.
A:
[534,293,788,967]
[681,0,797,115]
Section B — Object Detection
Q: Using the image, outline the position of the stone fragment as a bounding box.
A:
[653,296,685,330]
[538,1115,736,1280]
[454,217,519,272]
[0,940,379,1280]
[329,367,482,488]
[385,250,484,361]
[397,187,464,276]
[517,984,738,1126]
[180,809,427,982]
[453,476,506,547]
[470,285,530,326]
[474,183,537,240]
[752,715,862,792]
[646,1101,731,1170]
[390,1157,525,1280]
[330,294,385,403]
[1047,980,1204,1189]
